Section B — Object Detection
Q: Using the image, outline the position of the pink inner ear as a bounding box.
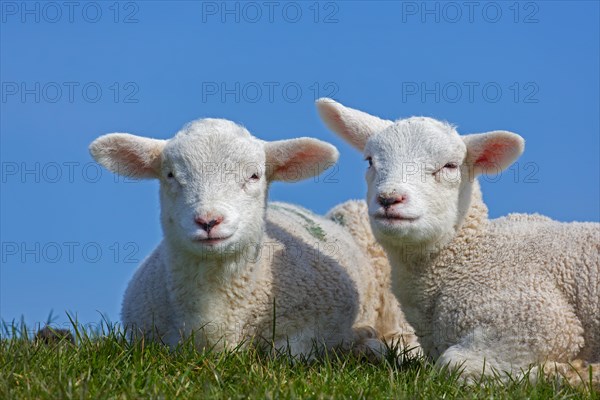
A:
[474,141,511,168]
[321,107,346,134]
[123,148,143,166]
[273,150,316,177]
[113,141,160,177]
[319,104,363,149]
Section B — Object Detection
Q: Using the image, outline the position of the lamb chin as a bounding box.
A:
[193,241,242,261]
[373,219,422,239]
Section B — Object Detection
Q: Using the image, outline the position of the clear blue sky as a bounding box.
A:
[1,1,598,331]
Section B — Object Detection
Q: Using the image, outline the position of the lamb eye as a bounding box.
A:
[444,163,458,169]
[250,173,260,181]
[366,157,373,167]
[167,172,174,178]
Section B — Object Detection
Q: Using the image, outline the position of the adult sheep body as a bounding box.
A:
[90,118,415,358]
[318,98,600,386]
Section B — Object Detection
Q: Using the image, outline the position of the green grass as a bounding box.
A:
[0,321,597,399]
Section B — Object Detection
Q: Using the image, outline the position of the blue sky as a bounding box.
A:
[1,1,598,331]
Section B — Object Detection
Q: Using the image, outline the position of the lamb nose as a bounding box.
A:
[378,194,406,207]
[195,216,224,233]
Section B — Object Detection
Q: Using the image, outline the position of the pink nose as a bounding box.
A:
[377,194,407,208]
[194,216,224,233]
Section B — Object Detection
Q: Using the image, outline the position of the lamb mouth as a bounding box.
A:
[373,214,420,223]
[193,235,233,245]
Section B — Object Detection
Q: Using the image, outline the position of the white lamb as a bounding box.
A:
[90,118,415,358]
[317,98,599,387]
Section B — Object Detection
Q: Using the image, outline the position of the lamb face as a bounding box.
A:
[158,120,267,257]
[363,118,466,247]
[317,98,524,248]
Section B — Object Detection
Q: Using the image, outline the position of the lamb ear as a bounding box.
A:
[89,133,166,179]
[265,138,339,182]
[463,131,525,175]
[316,98,393,151]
